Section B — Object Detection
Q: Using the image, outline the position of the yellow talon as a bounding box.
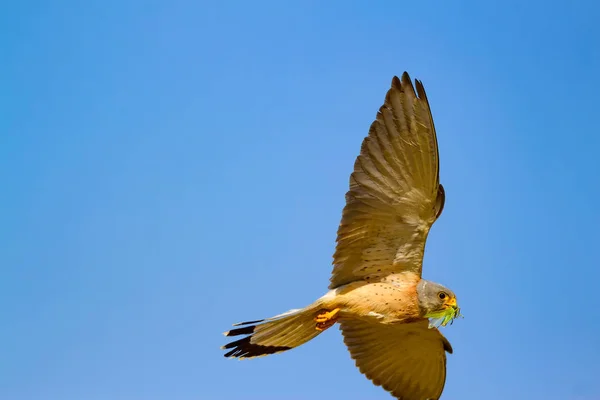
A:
[314,308,340,331]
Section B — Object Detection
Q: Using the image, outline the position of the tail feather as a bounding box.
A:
[222,306,323,359]
[230,308,303,327]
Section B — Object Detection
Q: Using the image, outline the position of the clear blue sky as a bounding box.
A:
[2,1,599,399]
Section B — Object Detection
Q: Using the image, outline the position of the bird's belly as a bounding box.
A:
[329,281,421,324]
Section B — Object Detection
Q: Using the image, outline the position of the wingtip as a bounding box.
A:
[401,71,411,82]
[415,78,428,101]
[391,72,411,88]
[392,72,419,97]
[442,337,453,354]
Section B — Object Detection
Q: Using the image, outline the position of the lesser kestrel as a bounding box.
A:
[222,72,461,400]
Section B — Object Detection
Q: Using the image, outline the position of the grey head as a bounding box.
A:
[416,279,459,318]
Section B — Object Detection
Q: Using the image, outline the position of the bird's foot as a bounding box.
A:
[314,308,340,331]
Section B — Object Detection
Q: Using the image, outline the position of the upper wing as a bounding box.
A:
[340,319,452,400]
[329,72,444,289]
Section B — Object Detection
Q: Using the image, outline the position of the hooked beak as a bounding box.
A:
[446,297,457,309]
[425,297,463,329]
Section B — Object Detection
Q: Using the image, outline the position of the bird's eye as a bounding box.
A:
[438,292,447,300]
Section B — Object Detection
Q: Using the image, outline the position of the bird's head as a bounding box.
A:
[416,280,462,329]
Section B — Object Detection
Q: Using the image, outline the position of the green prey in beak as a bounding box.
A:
[426,297,463,329]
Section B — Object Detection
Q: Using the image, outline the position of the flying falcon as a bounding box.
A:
[222,72,461,400]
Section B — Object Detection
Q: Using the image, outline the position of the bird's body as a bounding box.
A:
[222,72,461,400]
[319,272,422,325]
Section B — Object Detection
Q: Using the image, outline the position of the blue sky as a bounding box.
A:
[2,1,600,399]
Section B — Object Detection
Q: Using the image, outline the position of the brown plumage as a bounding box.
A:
[222,72,460,400]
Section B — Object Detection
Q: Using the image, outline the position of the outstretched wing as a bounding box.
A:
[329,72,444,289]
[340,319,452,400]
